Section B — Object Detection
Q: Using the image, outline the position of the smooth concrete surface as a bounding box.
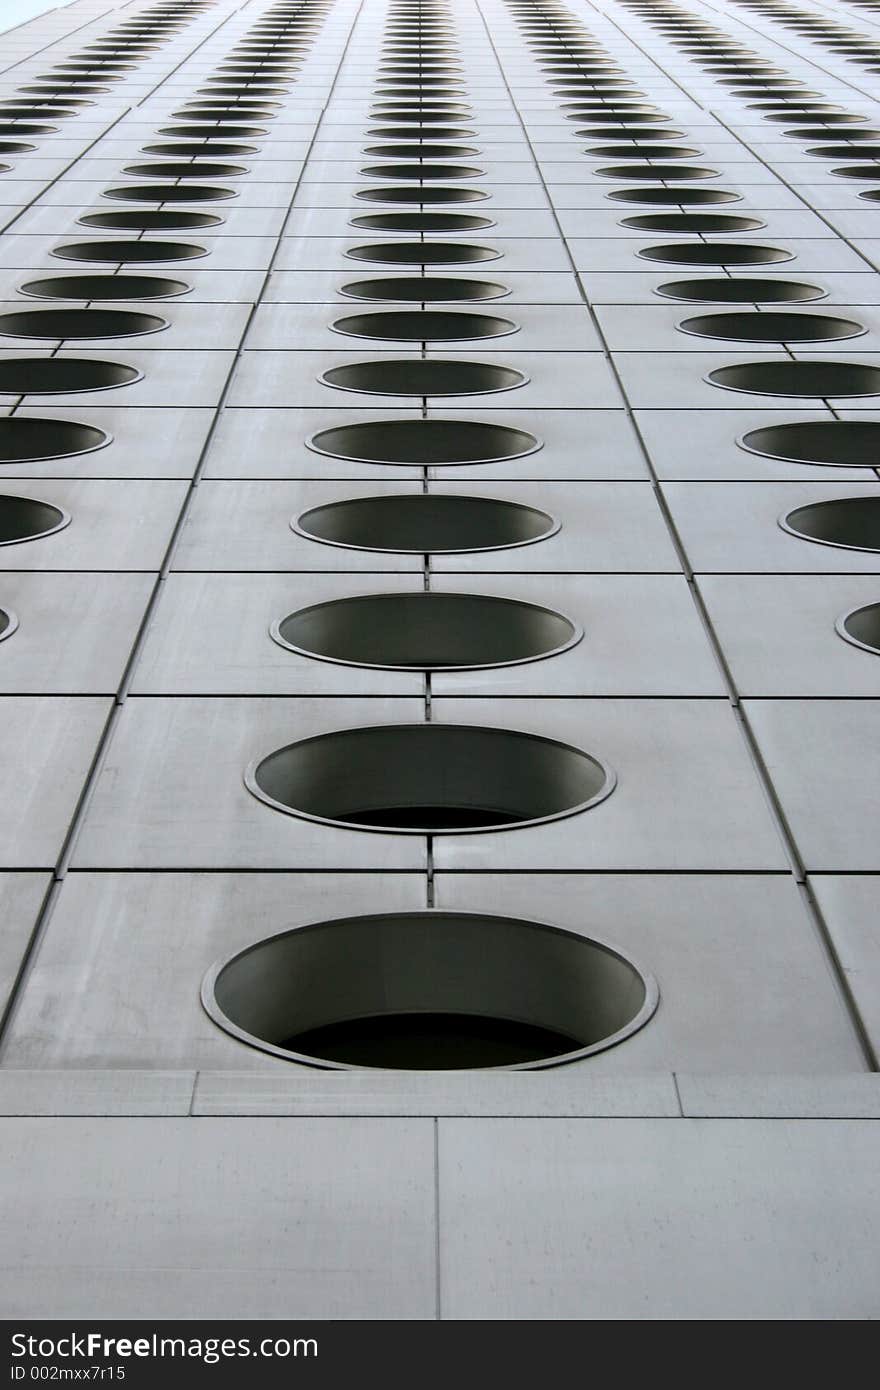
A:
[437,1118,880,1319]
[1,0,879,1322]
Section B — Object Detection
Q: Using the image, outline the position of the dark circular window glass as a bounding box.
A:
[709,360,880,398]
[780,496,880,553]
[658,278,824,303]
[203,907,655,1069]
[272,591,580,670]
[320,358,525,397]
[246,722,615,834]
[742,419,880,467]
[0,357,140,395]
[308,418,539,466]
[678,311,863,342]
[0,308,167,339]
[0,417,107,462]
[0,493,70,546]
[639,242,790,266]
[295,492,559,554]
[20,274,188,301]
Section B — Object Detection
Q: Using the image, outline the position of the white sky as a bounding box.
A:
[0,0,78,38]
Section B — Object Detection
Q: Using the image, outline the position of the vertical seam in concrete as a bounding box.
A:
[433,1116,442,1320]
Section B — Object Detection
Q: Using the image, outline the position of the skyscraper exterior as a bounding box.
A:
[0,0,878,1320]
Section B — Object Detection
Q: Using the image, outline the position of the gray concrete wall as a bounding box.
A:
[0,0,878,1319]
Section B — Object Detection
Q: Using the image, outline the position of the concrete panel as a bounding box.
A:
[438,1118,880,1319]
[194,1071,681,1118]
[431,573,724,695]
[2,872,426,1069]
[0,1071,195,1116]
[0,350,232,412]
[0,872,47,1019]
[174,480,424,573]
[698,574,880,696]
[678,1074,880,1118]
[432,481,682,574]
[744,699,880,870]
[73,697,426,870]
[0,571,151,692]
[1,404,214,481]
[0,1117,435,1318]
[131,572,425,695]
[432,698,788,871]
[664,482,880,575]
[810,875,880,1060]
[434,871,861,1071]
[0,479,187,571]
[0,696,108,867]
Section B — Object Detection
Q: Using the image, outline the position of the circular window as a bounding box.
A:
[332,309,517,341]
[780,496,880,552]
[339,275,507,302]
[51,239,206,263]
[0,417,108,463]
[0,308,167,339]
[103,183,236,202]
[0,492,70,546]
[21,274,188,300]
[608,187,740,205]
[836,601,880,655]
[577,127,685,141]
[345,241,499,265]
[139,141,259,157]
[121,161,248,178]
[639,242,790,266]
[295,492,558,554]
[202,909,656,1069]
[593,163,719,180]
[355,186,489,204]
[709,360,880,398]
[659,278,824,303]
[158,124,267,138]
[678,311,863,342]
[78,210,222,232]
[565,108,668,122]
[246,722,615,834]
[367,126,476,139]
[350,211,494,232]
[362,143,479,158]
[272,591,580,669]
[762,111,862,124]
[0,122,56,135]
[307,418,539,466]
[585,143,701,158]
[621,212,764,233]
[320,358,525,397]
[742,419,880,466]
[0,357,140,395]
[0,605,18,641]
